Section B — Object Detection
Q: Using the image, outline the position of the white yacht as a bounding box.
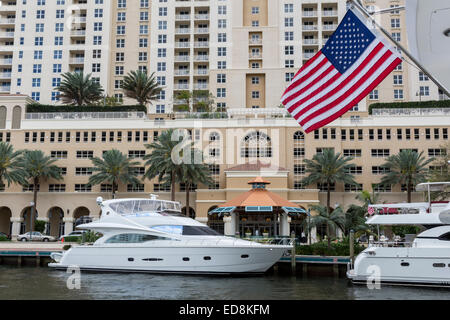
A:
[347,182,450,287]
[49,196,291,274]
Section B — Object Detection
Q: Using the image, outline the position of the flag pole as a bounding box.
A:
[349,0,450,98]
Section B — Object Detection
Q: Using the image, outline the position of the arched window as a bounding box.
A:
[12,106,22,129]
[293,131,305,141]
[241,131,272,158]
[209,131,220,142]
[0,106,7,129]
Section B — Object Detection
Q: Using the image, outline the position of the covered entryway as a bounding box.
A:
[47,207,64,238]
[20,206,37,234]
[207,206,224,234]
[0,207,12,235]
[73,207,91,227]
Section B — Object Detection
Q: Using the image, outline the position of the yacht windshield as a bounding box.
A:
[150,225,221,236]
[109,200,181,215]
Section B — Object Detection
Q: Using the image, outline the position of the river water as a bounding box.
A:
[1,266,450,300]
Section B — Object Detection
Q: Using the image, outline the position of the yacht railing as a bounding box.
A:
[367,241,415,248]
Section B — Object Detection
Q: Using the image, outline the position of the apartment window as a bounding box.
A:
[75,184,92,192]
[428,149,446,157]
[372,166,390,175]
[128,150,146,158]
[371,149,390,157]
[76,151,94,159]
[343,149,362,157]
[345,183,363,192]
[75,167,93,176]
[50,151,68,159]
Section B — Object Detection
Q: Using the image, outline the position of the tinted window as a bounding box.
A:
[438,232,450,241]
[106,233,170,243]
[182,226,221,236]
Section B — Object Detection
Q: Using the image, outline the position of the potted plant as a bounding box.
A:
[262,229,269,238]
[245,229,252,237]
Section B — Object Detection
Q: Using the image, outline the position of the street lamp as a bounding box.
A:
[29,201,35,241]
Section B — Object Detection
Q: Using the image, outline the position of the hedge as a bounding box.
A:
[296,240,365,256]
[62,236,81,243]
[369,100,450,114]
[0,236,9,241]
[26,104,147,113]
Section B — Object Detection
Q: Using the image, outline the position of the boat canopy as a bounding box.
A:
[107,199,181,216]
[416,182,450,192]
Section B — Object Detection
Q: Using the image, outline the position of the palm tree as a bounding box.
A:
[379,150,435,203]
[0,142,27,187]
[122,70,162,106]
[144,129,181,201]
[174,91,192,112]
[301,148,358,248]
[88,149,141,199]
[308,205,345,248]
[55,72,104,106]
[18,150,63,232]
[177,149,213,217]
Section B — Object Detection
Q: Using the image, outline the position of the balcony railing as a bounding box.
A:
[323,24,338,30]
[176,14,191,20]
[25,112,147,120]
[175,42,190,48]
[174,84,190,90]
[194,83,208,90]
[302,25,318,31]
[194,55,209,61]
[0,86,11,92]
[194,69,209,75]
[249,53,262,59]
[174,56,190,62]
[174,69,190,76]
[372,108,450,117]
[0,32,14,37]
[0,72,12,78]
[194,28,209,33]
[0,18,16,24]
[71,30,86,36]
[69,57,85,64]
[249,39,262,45]
[194,41,209,48]
[175,28,191,34]
[302,11,318,17]
[303,39,319,45]
[1,59,12,64]
[195,14,210,20]
[303,52,316,59]
[322,10,338,16]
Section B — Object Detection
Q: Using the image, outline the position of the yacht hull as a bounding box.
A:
[347,247,450,287]
[49,245,290,274]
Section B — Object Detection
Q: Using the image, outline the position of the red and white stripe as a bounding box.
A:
[281,37,402,133]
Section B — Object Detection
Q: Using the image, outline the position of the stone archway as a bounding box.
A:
[73,206,90,227]
[47,207,64,238]
[0,207,12,235]
[182,207,196,219]
[20,206,37,234]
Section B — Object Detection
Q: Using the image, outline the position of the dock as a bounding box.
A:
[0,243,350,277]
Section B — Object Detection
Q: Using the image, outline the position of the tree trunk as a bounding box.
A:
[112,180,117,200]
[326,183,331,249]
[171,173,176,201]
[32,177,39,232]
[185,183,190,217]
[407,178,412,203]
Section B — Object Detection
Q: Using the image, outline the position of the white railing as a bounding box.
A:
[1,59,12,64]
[194,41,209,47]
[303,39,318,45]
[0,32,14,37]
[194,83,208,90]
[194,55,209,61]
[194,69,209,75]
[71,30,86,36]
[25,112,147,120]
[0,86,10,92]
[194,28,209,33]
[372,108,450,117]
[249,39,262,45]
[0,19,16,24]
[0,72,11,78]
[69,58,85,64]
[195,14,210,20]
[175,14,191,20]
[174,84,189,90]
[175,42,190,48]
[302,11,318,17]
[174,56,190,62]
[164,108,291,120]
[174,69,190,76]
[175,28,191,34]
[302,25,318,31]
[322,10,338,16]
[303,52,315,59]
[323,24,338,30]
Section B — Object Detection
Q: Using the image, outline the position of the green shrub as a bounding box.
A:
[296,239,365,256]
[63,245,72,251]
[62,236,80,242]
[35,220,46,233]
[26,104,147,113]
[368,100,450,114]
[0,236,9,241]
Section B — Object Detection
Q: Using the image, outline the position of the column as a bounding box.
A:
[230,212,237,236]
[223,216,233,236]
[336,228,343,240]
[63,217,74,235]
[10,217,22,241]
[39,217,49,235]
[310,226,317,244]
[280,213,289,237]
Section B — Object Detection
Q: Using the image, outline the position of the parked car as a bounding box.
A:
[17,232,56,242]
[59,230,87,241]
[0,232,11,240]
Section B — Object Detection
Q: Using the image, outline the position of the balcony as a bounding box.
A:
[175,28,191,34]
[303,52,316,59]
[194,55,209,61]
[195,14,209,20]
[194,83,208,90]
[0,4,17,12]
[194,41,209,48]
[176,14,191,20]
[174,69,190,76]
[175,42,190,48]
[302,39,319,45]
[0,86,11,92]
[249,38,262,45]
[322,10,338,17]
[0,72,12,79]
[0,58,12,65]
[194,69,209,76]
[69,57,85,64]
[0,18,16,24]
[249,53,262,59]
[73,16,87,23]
[0,32,14,38]
[372,108,450,117]
[25,112,147,120]
[174,56,190,62]
[302,11,318,17]
[71,30,86,36]
[323,24,338,31]
[174,83,190,90]
[194,28,209,34]
[302,25,318,31]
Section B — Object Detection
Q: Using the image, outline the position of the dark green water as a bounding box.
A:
[1,266,450,300]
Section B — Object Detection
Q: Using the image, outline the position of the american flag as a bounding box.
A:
[281,9,402,133]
